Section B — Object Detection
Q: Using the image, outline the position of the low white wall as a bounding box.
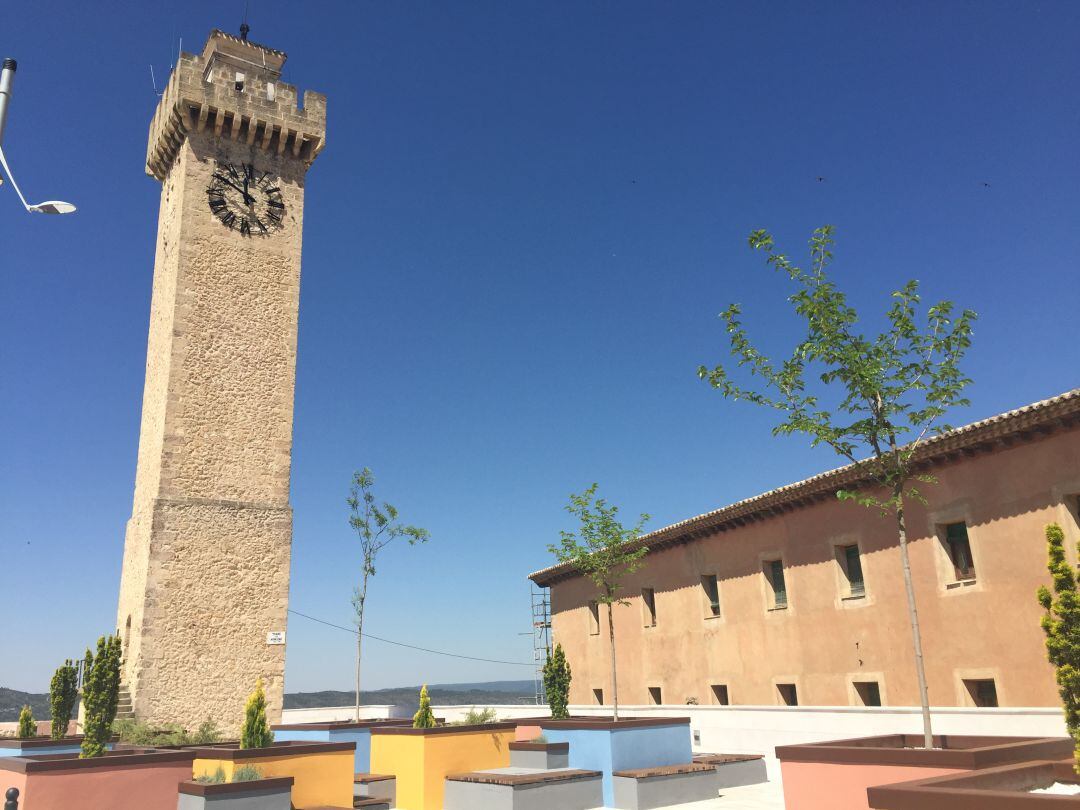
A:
[278,704,410,723]
[278,702,1067,781]
[571,704,1068,780]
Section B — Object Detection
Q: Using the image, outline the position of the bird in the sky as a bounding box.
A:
[816,176,826,182]
[982,182,991,188]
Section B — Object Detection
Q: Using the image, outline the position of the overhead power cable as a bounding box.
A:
[287,608,533,667]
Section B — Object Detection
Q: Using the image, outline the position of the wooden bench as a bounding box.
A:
[353,772,395,804]
[612,762,720,809]
[444,768,603,810]
[693,753,768,787]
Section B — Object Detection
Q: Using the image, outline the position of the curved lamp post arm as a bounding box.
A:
[0,57,76,215]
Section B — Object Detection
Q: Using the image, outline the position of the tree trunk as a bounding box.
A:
[607,600,619,721]
[896,496,933,748]
[354,571,369,723]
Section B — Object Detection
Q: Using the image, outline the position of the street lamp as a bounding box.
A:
[0,58,77,215]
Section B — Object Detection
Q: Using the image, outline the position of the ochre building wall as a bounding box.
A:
[549,427,1080,708]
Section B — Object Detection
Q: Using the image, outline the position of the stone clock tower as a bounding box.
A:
[116,29,325,731]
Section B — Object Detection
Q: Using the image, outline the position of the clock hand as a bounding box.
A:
[213,174,255,205]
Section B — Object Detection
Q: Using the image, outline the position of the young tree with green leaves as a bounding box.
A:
[543,643,572,719]
[240,679,273,750]
[347,468,430,722]
[49,660,79,740]
[17,706,35,739]
[413,685,437,729]
[1037,523,1080,772]
[80,634,122,758]
[698,226,976,749]
[549,484,650,721]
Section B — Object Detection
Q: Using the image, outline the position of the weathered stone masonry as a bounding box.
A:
[116,29,326,732]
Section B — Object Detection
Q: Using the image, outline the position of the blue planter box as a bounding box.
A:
[0,737,113,758]
[541,717,693,808]
[271,720,406,773]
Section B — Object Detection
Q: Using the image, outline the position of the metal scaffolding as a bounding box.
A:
[530,586,552,704]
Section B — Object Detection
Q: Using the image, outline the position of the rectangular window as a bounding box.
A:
[588,601,600,635]
[853,681,882,707]
[777,683,798,706]
[592,687,604,705]
[710,684,730,705]
[945,523,975,581]
[838,544,866,597]
[701,575,721,617]
[1066,495,1080,534]
[648,686,662,705]
[765,559,787,608]
[642,588,657,627]
[964,678,998,707]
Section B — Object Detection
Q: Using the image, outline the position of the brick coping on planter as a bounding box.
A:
[354,773,395,783]
[775,734,1073,769]
[508,741,570,753]
[614,762,716,778]
[187,740,356,759]
[271,720,408,731]
[0,736,86,749]
[540,716,690,730]
[693,753,765,765]
[178,776,295,796]
[866,759,1078,809]
[447,769,602,786]
[0,748,194,773]
[369,721,517,736]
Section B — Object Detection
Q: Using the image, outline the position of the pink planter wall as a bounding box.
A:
[0,751,194,810]
[780,760,962,810]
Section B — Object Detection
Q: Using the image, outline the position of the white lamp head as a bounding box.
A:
[28,200,76,214]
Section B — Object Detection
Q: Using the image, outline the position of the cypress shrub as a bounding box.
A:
[49,660,80,740]
[80,634,122,758]
[412,685,437,729]
[240,680,273,749]
[1038,522,1080,773]
[543,643,572,719]
[17,706,35,739]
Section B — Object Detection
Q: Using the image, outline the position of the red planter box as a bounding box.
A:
[775,734,1073,810]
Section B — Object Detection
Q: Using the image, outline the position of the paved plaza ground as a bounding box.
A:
[597,781,784,810]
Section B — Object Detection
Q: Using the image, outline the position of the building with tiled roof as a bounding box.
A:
[530,389,1080,708]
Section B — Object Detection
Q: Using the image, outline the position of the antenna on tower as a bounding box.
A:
[240,0,250,40]
[149,64,162,98]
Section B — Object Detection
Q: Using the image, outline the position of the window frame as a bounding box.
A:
[710,684,730,705]
[765,558,788,610]
[701,574,722,619]
[587,600,600,636]
[641,587,657,628]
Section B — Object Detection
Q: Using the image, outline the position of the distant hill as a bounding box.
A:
[284,680,537,710]
[0,688,50,722]
[2,680,537,721]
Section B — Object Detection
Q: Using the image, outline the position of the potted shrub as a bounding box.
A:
[1,645,121,760]
[178,765,294,810]
[369,685,517,810]
[190,680,355,809]
[0,635,190,810]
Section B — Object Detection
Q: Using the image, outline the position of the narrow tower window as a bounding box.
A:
[701,575,721,617]
[642,588,657,627]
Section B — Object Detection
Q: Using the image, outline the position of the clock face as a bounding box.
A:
[206,161,285,236]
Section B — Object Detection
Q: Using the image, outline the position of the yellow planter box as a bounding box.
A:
[370,723,517,810]
[189,741,354,809]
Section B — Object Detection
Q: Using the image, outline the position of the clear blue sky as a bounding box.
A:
[2,1,1077,694]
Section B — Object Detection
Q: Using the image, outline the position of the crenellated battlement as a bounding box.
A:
[146,30,326,181]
